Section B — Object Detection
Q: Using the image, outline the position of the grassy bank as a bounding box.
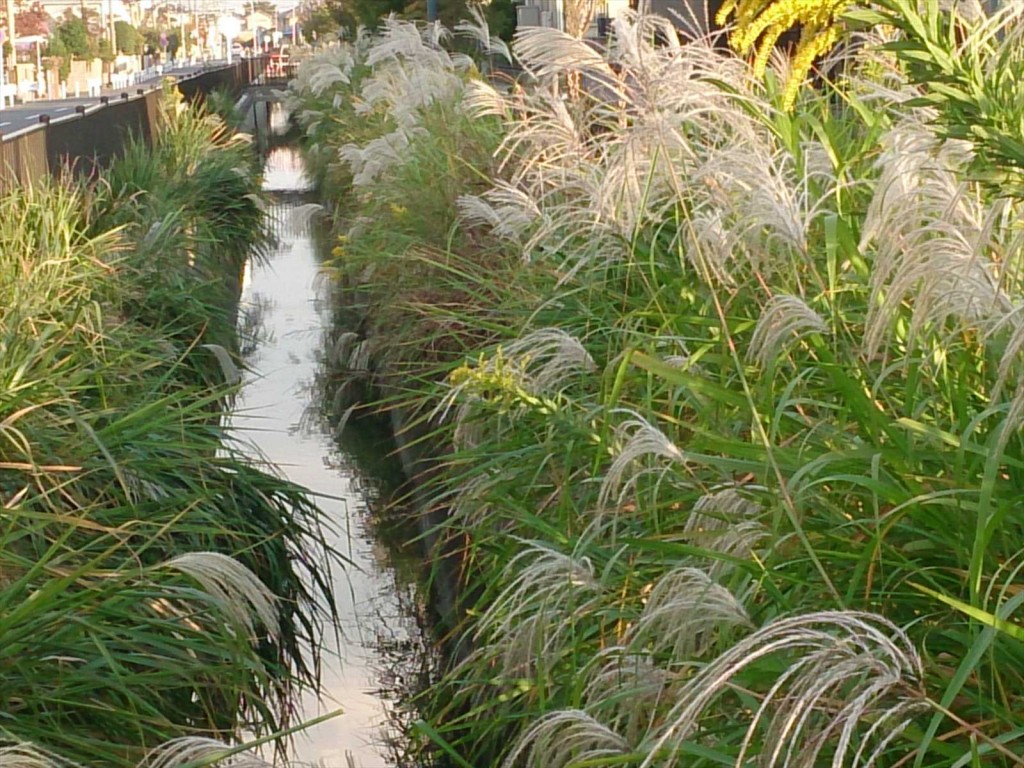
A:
[0,90,334,765]
[292,9,1024,767]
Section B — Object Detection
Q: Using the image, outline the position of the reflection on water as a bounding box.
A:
[230,146,428,767]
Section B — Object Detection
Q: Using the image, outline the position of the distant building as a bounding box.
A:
[516,0,727,40]
[36,0,132,24]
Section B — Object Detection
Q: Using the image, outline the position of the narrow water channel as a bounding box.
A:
[229,145,424,767]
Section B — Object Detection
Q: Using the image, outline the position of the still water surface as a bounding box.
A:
[229,146,421,767]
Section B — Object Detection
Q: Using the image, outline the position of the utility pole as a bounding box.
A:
[109,0,116,51]
[5,0,16,97]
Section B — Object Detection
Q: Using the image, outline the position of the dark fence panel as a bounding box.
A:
[0,58,268,192]
[0,129,48,192]
[178,56,269,104]
[45,91,160,178]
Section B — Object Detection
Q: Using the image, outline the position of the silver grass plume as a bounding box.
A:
[285,202,325,235]
[454,4,512,63]
[512,26,612,81]
[490,10,780,278]
[456,183,542,244]
[625,567,752,660]
[691,140,825,264]
[330,330,360,370]
[449,471,501,529]
[747,294,829,367]
[200,343,243,386]
[461,79,511,120]
[637,611,927,768]
[598,411,685,510]
[685,487,769,576]
[501,328,597,391]
[286,45,356,108]
[0,741,76,768]
[434,328,595,425]
[340,127,428,187]
[502,710,631,768]
[161,552,280,641]
[581,648,671,746]
[474,540,602,675]
[682,208,743,286]
[140,738,272,768]
[860,117,1008,358]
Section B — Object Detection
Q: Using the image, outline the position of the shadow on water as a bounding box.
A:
[232,116,437,767]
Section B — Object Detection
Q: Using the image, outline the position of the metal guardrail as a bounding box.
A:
[0,55,270,191]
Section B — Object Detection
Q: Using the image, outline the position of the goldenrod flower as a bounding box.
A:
[716,0,848,109]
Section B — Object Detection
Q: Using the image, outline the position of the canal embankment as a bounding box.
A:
[0,87,336,766]
[285,15,1024,768]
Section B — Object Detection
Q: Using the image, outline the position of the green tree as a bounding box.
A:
[43,34,71,80]
[307,0,468,32]
[54,17,96,59]
[303,3,343,39]
[114,20,144,54]
[484,0,515,41]
[97,37,115,63]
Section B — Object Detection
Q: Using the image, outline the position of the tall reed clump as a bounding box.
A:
[293,5,1024,767]
[286,17,515,407]
[0,91,335,765]
[89,85,271,367]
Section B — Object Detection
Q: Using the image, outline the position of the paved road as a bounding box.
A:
[0,64,211,134]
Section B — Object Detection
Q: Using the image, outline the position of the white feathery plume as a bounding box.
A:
[637,612,927,768]
[449,471,501,529]
[308,61,350,96]
[365,17,435,67]
[286,202,325,235]
[161,552,280,640]
[123,469,173,504]
[456,182,541,243]
[747,294,829,367]
[512,26,613,81]
[503,710,630,768]
[296,107,324,133]
[461,79,511,120]
[0,742,77,768]
[474,540,602,675]
[330,331,360,369]
[200,343,243,386]
[693,140,821,262]
[434,328,594,425]
[340,127,428,187]
[625,567,752,660]
[858,117,1008,358]
[501,328,597,391]
[598,412,685,510]
[349,339,373,373]
[581,648,670,745]
[485,9,781,278]
[140,738,272,768]
[682,208,743,285]
[685,487,769,575]
[455,4,512,63]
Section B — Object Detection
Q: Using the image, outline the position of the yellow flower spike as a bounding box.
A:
[752,26,780,78]
[719,0,849,109]
[782,22,840,109]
